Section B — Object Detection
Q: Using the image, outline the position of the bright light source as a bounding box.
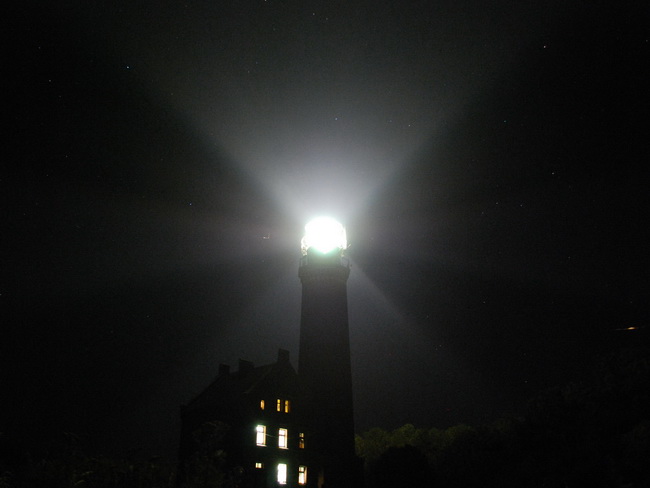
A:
[277,463,287,485]
[298,465,307,485]
[256,425,266,446]
[301,217,347,255]
[278,428,288,449]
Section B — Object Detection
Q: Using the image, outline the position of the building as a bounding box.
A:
[178,349,313,487]
[178,218,359,488]
[297,218,357,488]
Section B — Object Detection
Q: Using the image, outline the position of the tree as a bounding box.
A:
[371,445,430,488]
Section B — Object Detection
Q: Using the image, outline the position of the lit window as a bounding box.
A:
[255,462,263,469]
[298,465,307,485]
[256,425,266,446]
[277,398,281,412]
[298,432,305,449]
[278,428,288,449]
[284,399,290,413]
[260,399,265,410]
[277,463,287,485]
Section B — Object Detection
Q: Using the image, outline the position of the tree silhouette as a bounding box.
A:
[370,445,430,488]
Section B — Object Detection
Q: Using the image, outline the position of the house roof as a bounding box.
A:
[184,349,297,413]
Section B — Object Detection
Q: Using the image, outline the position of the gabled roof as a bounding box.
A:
[184,349,297,413]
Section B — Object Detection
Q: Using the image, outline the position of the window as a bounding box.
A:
[298,465,307,485]
[255,462,263,469]
[260,399,265,410]
[277,463,287,485]
[275,398,291,413]
[278,428,288,449]
[298,432,305,449]
[256,425,266,446]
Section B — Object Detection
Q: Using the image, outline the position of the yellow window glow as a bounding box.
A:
[277,463,287,485]
[255,462,263,469]
[299,432,305,449]
[256,425,266,446]
[284,399,290,413]
[276,398,281,411]
[278,428,288,449]
[260,399,265,410]
[298,465,307,485]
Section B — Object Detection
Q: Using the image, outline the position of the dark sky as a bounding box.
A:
[4,0,649,458]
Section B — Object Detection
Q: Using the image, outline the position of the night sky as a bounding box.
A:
[4,0,649,458]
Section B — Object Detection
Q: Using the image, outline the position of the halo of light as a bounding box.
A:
[301,217,347,254]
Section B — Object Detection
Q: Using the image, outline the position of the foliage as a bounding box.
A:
[356,347,650,488]
[370,445,430,488]
[0,431,176,488]
[0,420,235,488]
[179,421,231,488]
[2,348,648,487]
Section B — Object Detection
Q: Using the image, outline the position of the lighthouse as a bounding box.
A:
[178,217,360,488]
[298,217,358,488]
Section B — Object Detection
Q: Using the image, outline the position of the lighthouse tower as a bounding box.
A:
[298,217,358,488]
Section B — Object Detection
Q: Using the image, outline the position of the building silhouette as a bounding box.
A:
[178,218,359,488]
